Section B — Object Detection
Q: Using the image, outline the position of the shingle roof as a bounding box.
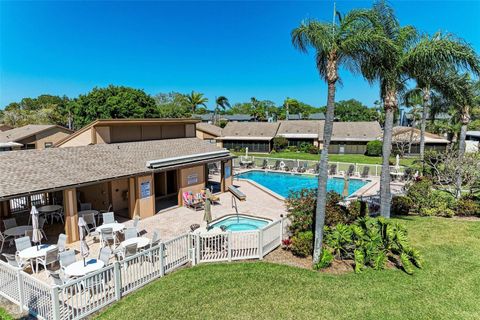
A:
[221,114,254,121]
[308,113,325,120]
[277,121,320,138]
[219,122,280,140]
[0,124,12,132]
[392,126,449,143]
[192,114,215,121]
[196,123,223,137]
[330,122,383,141]
[0,138,231,200]
[0,125,71,143]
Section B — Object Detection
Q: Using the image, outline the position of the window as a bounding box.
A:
[44,142,53,148]
[22,144,35,150]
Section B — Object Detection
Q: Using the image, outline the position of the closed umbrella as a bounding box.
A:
[204,198,212,224]
[395,154,401,172]
[30,206,43,249]
[78,217,90,267]
[342,175,350,198]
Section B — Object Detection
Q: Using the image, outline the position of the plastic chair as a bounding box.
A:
[124,228,137,240]
[57,234,67,253]
[36,247,59,273]
[0,230,10,253]
[102,212,116,225]
[15,236,31,252]
[82,212,99,239]
[2,253,23,268]
[38,217,48,240]
[3,218,17,230]
[101,228,117,248]
[98,247,112,265]
[59,250,76,269]
[132,216,140,235]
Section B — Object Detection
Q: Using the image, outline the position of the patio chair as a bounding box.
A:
[2,253,24,268]
[273,160,281,170]
[346,164,355,177]
[102,212,117,225]
[59,250,76,270]
[51,207,64,224]
[101,228,117,248]
[15,236,31,253]
[36,247,59,273]
[79,203,92,211]
[261,159,269,169]
[118,243,138,261]
[0,230,11,253]
[132,216,140,235]
[98,247,112,265]
[329,164,337,175]
[38,217,48,240]
[82,212,99,239]
[3,218,17,230]
[182,192,204,211]
[208,163,220,175]
[99,204,113,224]
[124,227,137,240]
[48,270,72,286]
[57,234,67,253]
[296,162,307,173]
[361,166,370,178]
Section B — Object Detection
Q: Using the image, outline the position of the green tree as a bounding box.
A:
[214,96,231,124]
[69,85,157,128]
[334,99,380,121]
[154,92,191,118]
[185,91,208,114]
[291,7,381,264]
[357,0,479,217]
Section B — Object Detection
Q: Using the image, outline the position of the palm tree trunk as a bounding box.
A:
[455,112,469,199]
[379,90,396,219]
[419,87,430,163]
[313,78,336,265]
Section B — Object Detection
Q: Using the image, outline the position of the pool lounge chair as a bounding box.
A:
[182,192,204,211]
[273,160,281,171]
[284,161,293,172]
[261,159,269,169]
[361,166,370,178]
[297,162,307,173]
[329,164,337,175]
[346,164,355,177]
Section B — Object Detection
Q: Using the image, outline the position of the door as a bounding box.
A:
[339,144,346,154]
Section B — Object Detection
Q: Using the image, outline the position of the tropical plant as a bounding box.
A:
[366,140,383,156]
[214,96,230,125]
[355,1,479,217]
[290,231,314,257]
[185,91,208,114]
[291,5,383,264]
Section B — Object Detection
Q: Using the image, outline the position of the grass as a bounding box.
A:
[0,308,14,320]
[233,151,417,166]
[97,217,480,320]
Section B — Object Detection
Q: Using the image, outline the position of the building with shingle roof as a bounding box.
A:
[217,122,280,152]
[0,124,72,151]
[391,126,449,154]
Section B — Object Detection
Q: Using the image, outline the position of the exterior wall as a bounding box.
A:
[59,128,92,147]
[177,165,206,206]
[223,140,271,153]
[185,124,196,137]
[111,126,142,143]
[286,138,315,147]
[141,125,162,140]
[34,128,72,149]
[221,159,233,192]
[77,182,110,211]
[95,126,111,144]
[110,179,129,212]
[162,124,185,139]
[132,174,155,219]
[328,142,368,154]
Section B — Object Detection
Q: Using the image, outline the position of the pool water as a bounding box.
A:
[237,170,369,198]
[210,215,270,231]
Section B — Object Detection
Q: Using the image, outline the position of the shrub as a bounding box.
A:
[323,217,422,274]
[273,136,288,151]
[290,231,313,257]
[366,140,382,156]
[348,200,368,219]
[405,178,434,212]
[286,145,298,152]
[456,198,480,216]
[314,248,334,270]
[419,202,455,218]
[391,196,413,215]
[307,145,319,154]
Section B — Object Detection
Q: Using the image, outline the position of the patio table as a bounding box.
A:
[64,258,105,277]
[37,205,63,224]
[5,225,33,238]
[78,209,99,218]
[120,237,150,249]
[18,244,57,260]
[96,223,125,233]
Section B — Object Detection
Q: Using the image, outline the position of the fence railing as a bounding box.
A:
[0,218,287,320]
[233,157,405,177]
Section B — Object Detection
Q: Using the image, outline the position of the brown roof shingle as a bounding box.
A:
[196,123,223,137]
[0,125,71,143]
[0,138,230,200]
[220,122,280,140]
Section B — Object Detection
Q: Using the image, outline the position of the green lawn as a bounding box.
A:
[97,217,480,320]
[233,151,416,166]
[0,308,14,320]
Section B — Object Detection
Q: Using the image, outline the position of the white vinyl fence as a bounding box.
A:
[0,219,287,320]
[233,157,406,177]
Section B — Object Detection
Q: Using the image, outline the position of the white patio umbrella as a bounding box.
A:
[245,147,249,159]
[395,154,401,172]
[30,206,43,249]
[78,217,89,267]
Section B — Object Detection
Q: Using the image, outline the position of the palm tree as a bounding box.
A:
[250,97,263,121]
[214,96,230,125]
[435,73,479,198]
[291,8,382,264]
[185,91,208,114]
[357,1,479,217]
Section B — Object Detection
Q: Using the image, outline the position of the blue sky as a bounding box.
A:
[1,1,479,109]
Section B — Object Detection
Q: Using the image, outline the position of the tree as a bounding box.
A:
[185,91,208,114]
[291,7,381,264]
[334,99,380,121]
[356,0,479,217]
[154,92,191,118]
[214,96,231,125]
[68,85,157,128]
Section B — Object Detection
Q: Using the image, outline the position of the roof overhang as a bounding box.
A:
[278,134,318,139]
[217,136,273,141]
[0,141,23,148]
[146,150,232,169]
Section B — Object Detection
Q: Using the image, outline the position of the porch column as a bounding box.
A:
[128,177,136,219]
[220,161,226,192]
[0,201,11,229]
[63,188,79,243]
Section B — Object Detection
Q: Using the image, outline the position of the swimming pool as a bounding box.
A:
[209,215,270,231]
[236,170,369,198]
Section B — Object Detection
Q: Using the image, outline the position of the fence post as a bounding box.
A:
[375,165,378,176]
[258,230,264,260]
[16,269,24,313]
[228,231,232,262]
[279,215,284,243]
[51,287,61,320]
[354,163,358,175]
[113,262,122,301]
[195,233,201,264]
[159,243,165,277]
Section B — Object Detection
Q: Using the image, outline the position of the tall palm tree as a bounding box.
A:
[185,91,208,114]
[291,8,382,264]
[357,1,479,217]
[214,96,230,125]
